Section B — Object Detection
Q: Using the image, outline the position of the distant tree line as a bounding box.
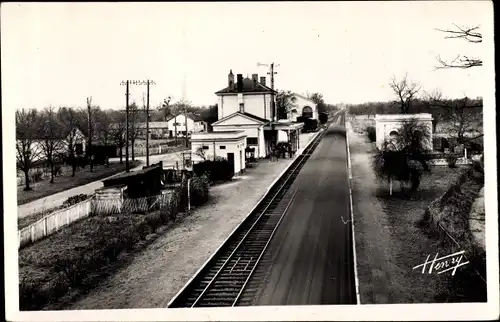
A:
[16,101,219,191]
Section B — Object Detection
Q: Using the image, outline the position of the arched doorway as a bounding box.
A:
[389,130,399,139]
[302,106,313,118]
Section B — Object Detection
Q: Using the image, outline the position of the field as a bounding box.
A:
[17,161,141,205]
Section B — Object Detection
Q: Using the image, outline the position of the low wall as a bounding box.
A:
[428,157,473,166]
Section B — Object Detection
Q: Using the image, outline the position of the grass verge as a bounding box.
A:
[17,161,141,205]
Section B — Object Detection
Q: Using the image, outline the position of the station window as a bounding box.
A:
[202,145,209,150]
[247,137,258,145]
[219,146,226,150]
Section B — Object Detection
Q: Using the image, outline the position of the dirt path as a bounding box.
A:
[67,133,317,309]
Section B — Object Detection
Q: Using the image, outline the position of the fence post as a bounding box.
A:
[66,210,70,225]
[55,211,59,230]
[30,225,34,243]
[188,178,191,211]
[43,217,47,236]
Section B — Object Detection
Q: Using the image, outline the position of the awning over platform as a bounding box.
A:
[263,121,304,131]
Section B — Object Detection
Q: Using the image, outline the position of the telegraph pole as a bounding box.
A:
[184,102,189,148]
[87,96,93,172]
[120,81,130,172]
[146,80,151,166]
[257,62,279,121]
[121,79,155,170]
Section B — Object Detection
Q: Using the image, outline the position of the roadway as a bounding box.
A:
[247,112,357,305]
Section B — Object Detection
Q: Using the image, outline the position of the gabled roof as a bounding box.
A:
[291,93,317,105]
[215,77,276,95]
[166,113,203,122]
[212,111,269,126]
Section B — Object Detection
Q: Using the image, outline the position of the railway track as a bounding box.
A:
[168,116,339,308]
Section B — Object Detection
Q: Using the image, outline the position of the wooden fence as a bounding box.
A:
[18,192,175,249]
[18,198,93,249]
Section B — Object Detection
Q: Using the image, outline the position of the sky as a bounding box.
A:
[1,1,493,110]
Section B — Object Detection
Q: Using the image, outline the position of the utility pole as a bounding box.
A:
[146,80,151,166]
[120,81,130,172]
[121,79,155,170]
[87,96,93,172]
[184,102,189,148]
[257,62,279,121]
[258,62,279,146]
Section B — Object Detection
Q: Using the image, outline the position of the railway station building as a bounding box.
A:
[212,70,304,158]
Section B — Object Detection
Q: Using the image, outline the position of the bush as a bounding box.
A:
[193,159,234,182]
[446,154,458,168]
[30,169,44,183]
[54,165,63,177]
[189,174,210,206]
[366,126,376,142]
[63,194,89,207]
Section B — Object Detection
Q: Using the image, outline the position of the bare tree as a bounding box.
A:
[389,74,420,114]
[94,108,113,146]
[39,107,66,184]
[110,111,126,164]
[446,96,483,145]
[57,107,80,176]
[161,96,172,121]
[436,24,482,69]
[276,90,297,120]
[16,109,43,191]
[307,92,327,114]
[128,102,141,160]
[194,146,207,161]
[423,89,448,132]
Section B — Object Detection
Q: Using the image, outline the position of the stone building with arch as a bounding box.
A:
[286,93,319,122]
[374,113,434,151]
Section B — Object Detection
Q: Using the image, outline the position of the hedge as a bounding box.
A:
[193,159,234,182]
[366,126,376,142]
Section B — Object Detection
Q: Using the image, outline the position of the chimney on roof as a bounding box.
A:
[236,74,243,91]
[228,69,234,90]
[260,76,266,87]
[252,74,258,88]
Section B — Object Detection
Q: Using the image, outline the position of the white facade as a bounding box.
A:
[375,113,434,150]
[212,113,267,158]
[167,115,206,137]
[191,131,247,175]
[287,93,319,121]
[218,93,274,121]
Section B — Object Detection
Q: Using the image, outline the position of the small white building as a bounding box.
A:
[286,93,319,122]
[212,112,268,158]
[136,121,169,139]
[191,131,247,175]
[167,113,207,138]
[375,113,434,151]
